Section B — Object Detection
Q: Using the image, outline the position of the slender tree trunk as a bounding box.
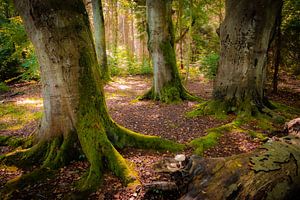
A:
[143,0,195,103]
[92,0,110,82]
[112,0,118,53]
[272,13,282,94]
[213,0,283,113]
[5,0,182,195]
[185,0,193,84]
[130,8,135,56]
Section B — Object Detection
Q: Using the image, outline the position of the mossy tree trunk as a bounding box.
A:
[92,0,110,82]
[178,136,300,199]
[144,0,194,103]
[213,0,283,113]
[6,0,182,194]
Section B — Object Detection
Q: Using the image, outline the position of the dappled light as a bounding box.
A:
[15,98,43,108]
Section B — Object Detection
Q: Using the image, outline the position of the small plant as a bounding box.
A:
[0,82,10,93]
[200,52,220,79]
[140,59,152,75]
[108,46,152,76]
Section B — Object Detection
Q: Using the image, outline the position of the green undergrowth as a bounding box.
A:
[0,82,10,93]
[0,135,25,147]
[0,101,42,131]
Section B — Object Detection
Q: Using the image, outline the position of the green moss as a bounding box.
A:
[187,100,229,119]
[271,101,300,119]
[0,135,24,147]
[190,131,220,156]
[107,123,185,152]
[248,131,268,141]
[0,82,10,93]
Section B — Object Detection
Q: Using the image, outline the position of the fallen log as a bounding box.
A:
[178,136,300,200]
[147,119,300,200]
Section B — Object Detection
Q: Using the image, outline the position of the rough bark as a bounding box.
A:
[144,0,195,103]
[213,0,283,112]
[92,0,110,82]
[2,0,183,195]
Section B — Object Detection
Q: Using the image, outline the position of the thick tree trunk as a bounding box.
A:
[144,0,194,103]
[4,0,182,194]
[92,0,110,82]
[213,0,283,112]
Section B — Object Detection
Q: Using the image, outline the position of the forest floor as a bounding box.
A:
[0,74,299,199]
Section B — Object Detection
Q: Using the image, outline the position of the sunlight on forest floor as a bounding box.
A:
[0,98,42,131]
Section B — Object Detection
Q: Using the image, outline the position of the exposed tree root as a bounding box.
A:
[189,120,245,155]
[1,119,184,197]
[187,100,300,156]
[139,84,201,103]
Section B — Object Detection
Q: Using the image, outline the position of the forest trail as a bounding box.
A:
[0,75,298,199]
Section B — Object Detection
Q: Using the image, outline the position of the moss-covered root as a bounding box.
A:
[0,168,54,199]
[107,123,185,152]
[139,84,201,104]
[189,121,246,156]
[76,118,140,193]
[0,141,47,167]
[1,134,78,169]
[187,100,230,119]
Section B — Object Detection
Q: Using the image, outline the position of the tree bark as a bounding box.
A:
[92,0,110,82]
[213,0,283,112]
[5,0,182,194]
[144,0,194,103]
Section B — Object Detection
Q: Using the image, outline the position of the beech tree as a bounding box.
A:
[142,0,196,103]
[1,0,182,194]
[92,0,110,81]
[211,0,283,114]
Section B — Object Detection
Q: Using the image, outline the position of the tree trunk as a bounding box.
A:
[178,136,300,199]
[130,8,135,56]
[213,0,283,113]
[144,0,194,103]
[5,0,182,194]
[92,0,110,82]
[112,0,118,53]
[272,12,282,94]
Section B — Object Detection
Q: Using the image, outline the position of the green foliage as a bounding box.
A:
[200,52,219,79]
[0,13,39,82]
[107,47,152,76]
[0,82,9,93]
[281,0,300,76]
